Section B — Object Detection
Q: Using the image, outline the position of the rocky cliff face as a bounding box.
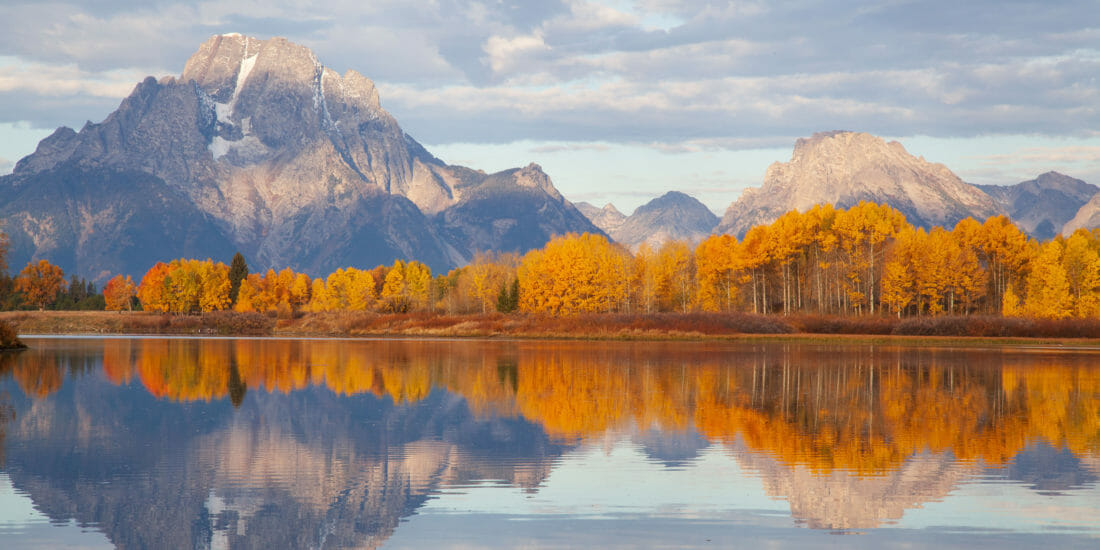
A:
[979,172,1097,240]
[1062,192,1100,235]
[0,34,598,280]
[716,131,1003,237]
[576,202,627,234]
[436,163,603,258]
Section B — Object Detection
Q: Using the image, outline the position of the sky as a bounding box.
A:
[0,0,1098,214]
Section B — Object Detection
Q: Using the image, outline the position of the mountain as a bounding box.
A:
[716,131,1003,237]
[577,192,718,250]
[978,172,1098,240]
[1062,192,1100,235]
[575,202,627,234]
[435,163,601,259]
[0,34,600,280]
[613,192,719,250]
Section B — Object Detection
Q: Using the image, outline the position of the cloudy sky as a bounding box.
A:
[1,0,1098,213]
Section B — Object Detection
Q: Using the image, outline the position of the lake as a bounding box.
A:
[0,336,1097,549]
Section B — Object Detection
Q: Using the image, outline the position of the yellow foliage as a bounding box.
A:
[519,233,630,314]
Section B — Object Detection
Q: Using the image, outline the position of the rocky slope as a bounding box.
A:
[613,192,719,250]
[577,192,718,250]
[0,34,599,280]
[575,202,627,234]
[979,172,1097,240]
[716,131,1003,237]
[1062,192,1100,235]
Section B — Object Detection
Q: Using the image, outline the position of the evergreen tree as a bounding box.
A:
[496,277,520,313]
[228,252,249,306]
[508,277,520,311]
[496,283,510,313]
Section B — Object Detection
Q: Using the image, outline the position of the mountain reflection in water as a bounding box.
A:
[0,337,1097,548]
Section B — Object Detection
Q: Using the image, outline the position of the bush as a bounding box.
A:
[891,315,1100,338]
[0,320,26,349]
[788,314,898,335]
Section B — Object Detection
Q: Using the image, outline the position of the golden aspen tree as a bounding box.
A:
[466,252,514,314]
[405,261,433,312]
[519,233,627,314]
[290,272,312,309]
[978,216,1032,313]
[274,268,296,309]
[921,228,954,315]
[1022,240,1073,319]
[1062,229,1100,317]
[308,278,336,312]
[739,225,771,314]
[324,269,351,310]
[807,204,840,313]
[344,268,376,311]
[694,234,738,312]
[594,239,630,312]
[880,228,920,316]
[833,202,907,315]
[381,260,409,312]
[768,210,813,314]
[1002,284,1024,317]
[631,243,658,313]
[233,274,263,312]
[654,240,695,312]
[949,218,989,314]
[198,260,231,312]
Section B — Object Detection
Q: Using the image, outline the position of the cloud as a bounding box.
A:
[0,155,12,174]
[0,0,1098,147]
[529,142,611,154]
[971,146,1100,166]
[0,57,154,98]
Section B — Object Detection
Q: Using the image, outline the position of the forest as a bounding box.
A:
[1,201,1099,320]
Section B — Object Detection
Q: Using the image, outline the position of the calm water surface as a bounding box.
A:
[0,336,1097,549]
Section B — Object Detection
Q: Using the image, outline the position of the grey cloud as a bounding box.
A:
[0,90,121,131]
[0,0,1097,146]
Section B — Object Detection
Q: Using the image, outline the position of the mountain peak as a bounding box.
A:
[611,191,718,251]
[637,191,698,213]
[0,33,599,279]
[717,131,1001,237]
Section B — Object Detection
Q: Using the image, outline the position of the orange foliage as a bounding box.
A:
[15,259,66,310]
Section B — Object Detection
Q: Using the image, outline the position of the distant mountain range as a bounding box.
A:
[978,172,1098,241]
[1,35,1096,281]
[577,191,719,250]
[582,132,1097,248]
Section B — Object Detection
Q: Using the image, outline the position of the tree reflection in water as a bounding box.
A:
[0,338,1097,545]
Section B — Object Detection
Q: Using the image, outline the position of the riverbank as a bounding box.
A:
[3,310,1100,346]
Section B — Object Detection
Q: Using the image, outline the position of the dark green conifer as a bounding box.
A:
[228,252,249,306]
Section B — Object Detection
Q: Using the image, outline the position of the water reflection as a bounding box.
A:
[0,338,1097,548]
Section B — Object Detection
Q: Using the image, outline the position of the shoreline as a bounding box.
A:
[3,310,1100,348]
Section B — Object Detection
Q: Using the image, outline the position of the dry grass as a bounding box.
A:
[3,310,1098,341]
[787,314,899,335]
[0,310,273,336]
[891,315,1100,338]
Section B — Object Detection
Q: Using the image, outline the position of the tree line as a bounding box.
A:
[2,201,1099,319]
